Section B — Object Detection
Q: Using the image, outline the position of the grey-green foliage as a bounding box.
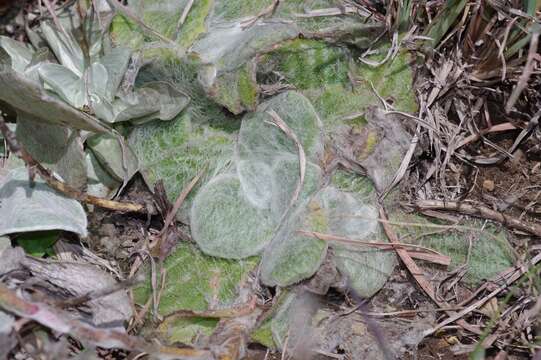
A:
[191,91,395,290]
[127,60,241,214]
[85,152,121,199]
[190,92,324,265]
[391,211,516,286]
[317,187,395,297]
[133,242,258,344]
[192,21,298,113]
[87,134,139,182]
[1,9,189,126]
[129,108,237,222]
[191,174,276,259]
[236,91,324,211]
[0,10,192,198]
[109,0,384,114]
[259,207,328,286]
[0,168,87,237]
[117,1,413,292]
[270,291,298,349]
[0,38,109,133]
[16,115,87,190]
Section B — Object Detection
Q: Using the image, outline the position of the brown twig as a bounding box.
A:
[413,199,541,237]
[0,115,146,213]
[457,122,518,149]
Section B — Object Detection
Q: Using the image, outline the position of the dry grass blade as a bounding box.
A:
[173,0,194,40]
[241,0,281,28]
[294,5,366,18]
[379,206,482,335]
[359,32,399,67]
[456,122,518,149]
[162,296,256,321]
[424,252,541,336]
[160,168,205,237]
[56,276,144,308]
[266,109,306,212]
[298,229,451,266]
[381,130,419,199]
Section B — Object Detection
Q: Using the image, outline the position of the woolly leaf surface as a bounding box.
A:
[258,39,417,131]
[317,186,395,297]
[391,211,515,286]
[260,207,328,287]
[236,91,323,212]
[134,242,258,344]
[191,174,276,259]
[238,92,322,171]
[110,0,212,49]
[270,156,322,219]
[129,110,236,221]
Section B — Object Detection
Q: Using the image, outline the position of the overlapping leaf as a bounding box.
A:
[0,168,87,237]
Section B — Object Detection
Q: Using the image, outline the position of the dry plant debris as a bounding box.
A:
[0,0,540,359]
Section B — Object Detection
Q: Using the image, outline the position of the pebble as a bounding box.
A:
[482,179,495,192]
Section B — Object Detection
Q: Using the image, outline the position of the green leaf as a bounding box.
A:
[156,316,218,344]
[16,231,59,257]
[192,21,298,112]
[236,91,324,210]
[40,22,85,77]
[99,46,132,100]
[38,63,87,108]
[128,70,238,221]
[0,36,33,74]
[134,242,258,344]
[87,62,109,101]
[0,65,110,133]
[191,174,276,259]
[16,115,87,190]
[423,0,467,47]
[251,320,276,349]
[87,134,139,183]
[0,168,87,237]
[317,186,396,297]
[389,212,515,286]
[94,81,189,124]
[260,231,327,287]
[85,152,121,198]
[259,39,417,130]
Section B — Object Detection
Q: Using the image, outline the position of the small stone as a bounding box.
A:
[482,179,495,192]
